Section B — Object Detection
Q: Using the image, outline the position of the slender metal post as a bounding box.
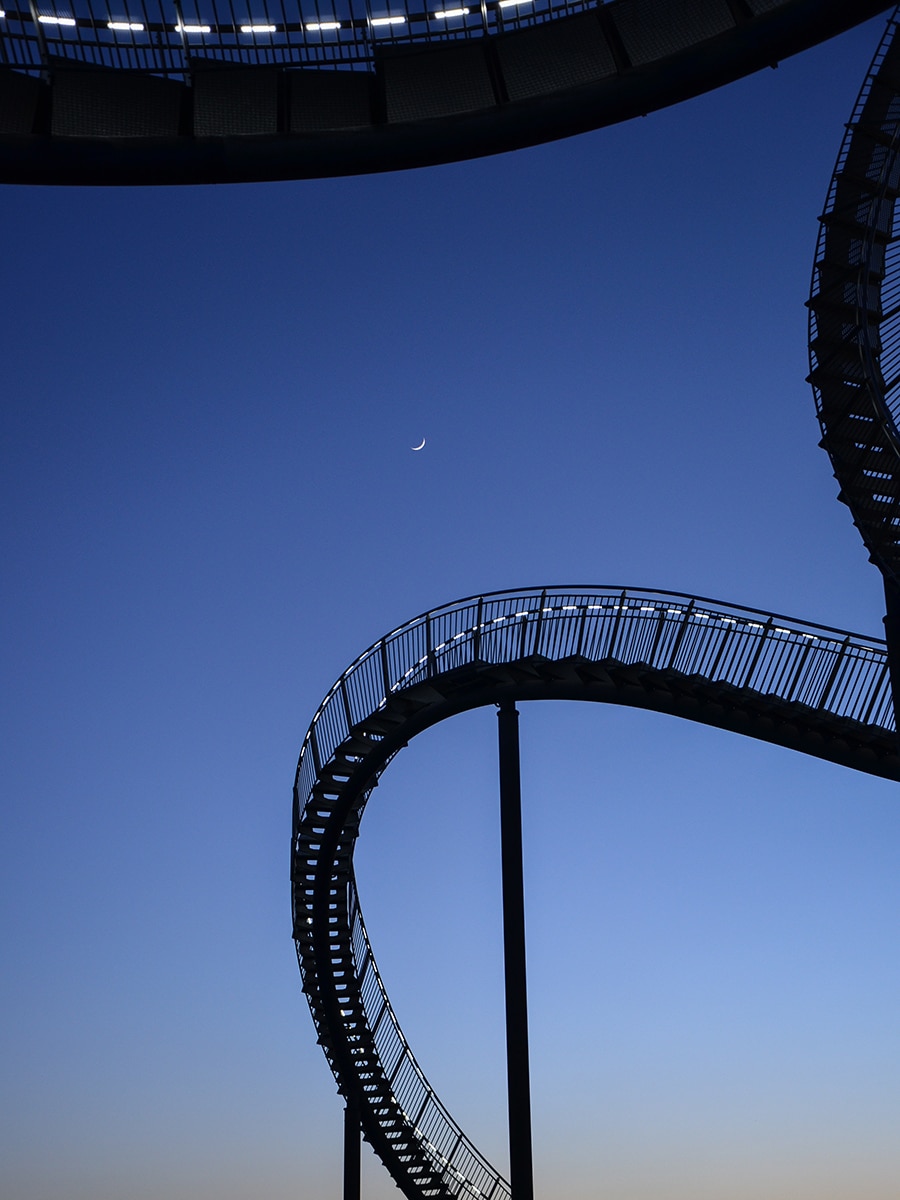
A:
[883,577,900,734]
[343,1091,361,1200]
[497,701,534,1200]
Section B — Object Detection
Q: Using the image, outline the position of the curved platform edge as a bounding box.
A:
[326,656,900,794]
[1,0,891,185]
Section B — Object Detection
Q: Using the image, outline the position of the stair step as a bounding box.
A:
[818,211,896,243]
[834,168,900,202]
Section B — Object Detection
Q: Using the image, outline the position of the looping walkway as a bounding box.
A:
[292,586,899,1200]
[810,9,900,586]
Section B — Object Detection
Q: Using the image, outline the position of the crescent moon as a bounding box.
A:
[411,437,426,451]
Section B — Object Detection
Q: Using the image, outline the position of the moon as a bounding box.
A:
[411,437,426,451]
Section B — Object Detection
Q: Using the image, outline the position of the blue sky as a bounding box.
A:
[2,14,899,1200]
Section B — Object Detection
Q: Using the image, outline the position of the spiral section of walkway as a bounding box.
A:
[0,0,890,183]
[809,7,900,586]
[291,585,899,1200]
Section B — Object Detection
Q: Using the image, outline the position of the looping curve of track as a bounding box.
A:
[294,12,900,1199]
[810,8,900,585]
[292,586,899,1200]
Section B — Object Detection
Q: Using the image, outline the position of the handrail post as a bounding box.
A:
[816,636,850,711]
[497,701,534,1200]
[606,589,628,661]
[740,617,773,689]
[343,1089,361,1200]
[531,590,548,657]
[309,728,322,776]
[665,599,694,670]
[379,638,391,699]
[473,597,484,662]
[426,613,436,678]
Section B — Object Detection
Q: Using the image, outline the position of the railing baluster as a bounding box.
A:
[786,636,818,703]
[310,727,322,776]
[665,600,694,670]
[370,998,388,1036]
[575,603,588,658]
[863,658,891,724]
[518,610,529,659]
[340,677,353,731]
[412,1092,430,1128]
[379,638,390,699]
[704,621,733,681]
[646,605,666,667]
[606,589,628,661]
[425,613,436,678]
[740,617,773,689]
[532,589,548,657]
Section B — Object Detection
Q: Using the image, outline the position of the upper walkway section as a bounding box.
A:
[0,0,891,182]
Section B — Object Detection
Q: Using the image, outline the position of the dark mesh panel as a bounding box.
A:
[0,69,41,135]
[745,0,784,12]
[51,69,182,137]
[497,12,617,102]
[383,44,495,123]
[289,69,373,132]
[193,67,278,137]
[612,0,735,67]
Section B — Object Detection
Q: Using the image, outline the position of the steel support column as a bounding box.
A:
[883,578,900,734]
[497,701,534,1200]
[343,1091,360,1200]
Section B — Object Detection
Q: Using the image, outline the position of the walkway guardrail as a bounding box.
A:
[0,0,595,75]
[297,586,893,820]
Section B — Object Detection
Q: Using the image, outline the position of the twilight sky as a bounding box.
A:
[2,13,899,1200]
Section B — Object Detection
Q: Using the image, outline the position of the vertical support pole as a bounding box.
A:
[497,701,535,1200]
[883,577,900,735]
[343,1091,361,1200]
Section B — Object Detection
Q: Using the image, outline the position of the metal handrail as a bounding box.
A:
[297,586,893,813]
[293,584,894,1200]
[347,879,506,1199]
[0,0,595,77]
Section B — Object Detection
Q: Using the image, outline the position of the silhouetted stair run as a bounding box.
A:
[809,14,900,584]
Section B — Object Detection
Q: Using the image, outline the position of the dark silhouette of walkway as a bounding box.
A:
[0,0,889,183]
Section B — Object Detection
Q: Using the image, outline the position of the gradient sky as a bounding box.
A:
[2,13,900,1200]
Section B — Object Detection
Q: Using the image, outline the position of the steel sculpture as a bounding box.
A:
[293,595,900,1198]
[0,0,891,184]
[293,10,900,1198]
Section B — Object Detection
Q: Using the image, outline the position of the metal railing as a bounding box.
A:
[0,0,595,75]
[297,586,893,822]
[348,881,507,1199]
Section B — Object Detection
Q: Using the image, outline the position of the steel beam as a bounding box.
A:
[497,701,534,1200]
[343,1091,361,1200]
